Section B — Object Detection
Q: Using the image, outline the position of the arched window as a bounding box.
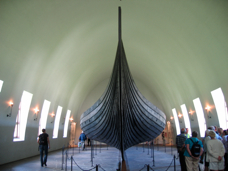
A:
[13,91,33,142]
[0,80,3,92]
[181,104,192,136]
[63,110,71,138]
[211,88,228,129]
[38,100,51,136]
[193,98,206,137]
[172,108,180,135]
[53,106,62,139]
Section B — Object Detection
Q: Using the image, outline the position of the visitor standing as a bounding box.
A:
[79,131,87,150]
[203,130,211,171]
[207,130,225,171]
[222,133,228,171]
[88,138,91,146]
[176,128,187,171]
[185,128,190,138]
[162,131,165,145]
[184,131,203,171]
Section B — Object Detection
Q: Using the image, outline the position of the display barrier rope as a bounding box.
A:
[138,155,178,171]
[138,164,155,171]
[71,156,98,171]
[97,164,106,171]
[61,141,179,171]
[164,155,176,171]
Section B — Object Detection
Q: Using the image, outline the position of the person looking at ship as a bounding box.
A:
[184,131,203,171]
[185,128,190,138]
[79,131,87,150]
[207,130,225,171]
[176,128,187,171]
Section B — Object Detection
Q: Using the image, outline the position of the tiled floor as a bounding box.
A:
[0,145,181,171]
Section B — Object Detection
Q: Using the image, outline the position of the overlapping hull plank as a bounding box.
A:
[80,7,166,157]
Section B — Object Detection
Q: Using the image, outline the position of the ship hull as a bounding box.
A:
[80,7,166,157]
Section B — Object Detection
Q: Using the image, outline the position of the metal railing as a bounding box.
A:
[61,140,179,171]
[138,155,178,171]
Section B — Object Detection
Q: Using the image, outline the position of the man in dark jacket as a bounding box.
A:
[176,128,187,171]
[79,131,87,150]
[37,129,50,167]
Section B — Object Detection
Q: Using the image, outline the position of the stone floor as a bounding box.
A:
[0,145,182,171]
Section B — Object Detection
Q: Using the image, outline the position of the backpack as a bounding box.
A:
[189,138,201,157]
[39,134,46,145]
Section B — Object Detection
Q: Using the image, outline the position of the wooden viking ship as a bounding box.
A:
[80,7,166,161]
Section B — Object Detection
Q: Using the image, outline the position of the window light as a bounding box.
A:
[53,106,62,138]
[0,80,3,92]
[181,104,192,136]
[13,91,33,142]
[193,98,206,137]
[63,110,71,138]
[211,88,228,129]
[38,100,51,135]
[172,108,180,135]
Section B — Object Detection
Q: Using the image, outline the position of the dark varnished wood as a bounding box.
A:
[80,7,166,160]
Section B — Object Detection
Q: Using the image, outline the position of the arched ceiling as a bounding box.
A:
[0,0,228,131]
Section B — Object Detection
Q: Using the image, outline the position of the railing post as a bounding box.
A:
[152,141,155,166]
[65,149,68,171]
[91,140,93,166]
[165,141,166,153]
[171,141,172,155]
[96,164,98,171]
[93,140,95,158]
[61,145,64,170]
[73,143,74,156]
[95,141,97,155]
[147,142,149,155]
[71,156,73,171]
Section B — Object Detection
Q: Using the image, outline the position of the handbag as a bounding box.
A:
[78,142,81,147]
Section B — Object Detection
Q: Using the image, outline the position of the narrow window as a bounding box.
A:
[13,91,33,142]
[193,98,206,137]
[38,100,51,135]
[63,110,71,138]
[0,80,3,92]
[211,88,228,129]
[172,108,180,135]
[181,104,192,136]
[53,106,62,138]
